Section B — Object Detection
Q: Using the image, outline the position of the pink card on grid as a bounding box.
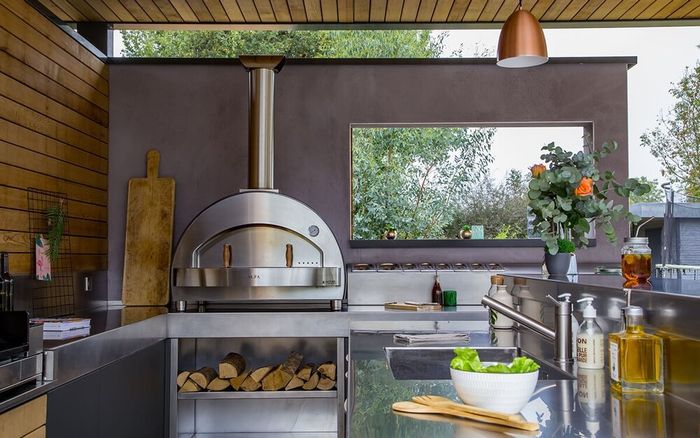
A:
[35,235,52,281]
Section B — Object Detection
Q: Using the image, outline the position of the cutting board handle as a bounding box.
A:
[146,150,160,178]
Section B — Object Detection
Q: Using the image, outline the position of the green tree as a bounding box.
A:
[352,127,494,239]
[641,58,700,197]
[629,176,665,204]
[445,170,530,239]
[121,30,444,58]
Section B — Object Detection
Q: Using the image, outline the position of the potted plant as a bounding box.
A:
[384,226,397,240]
[459,225,472,239]
[528,141,650,276]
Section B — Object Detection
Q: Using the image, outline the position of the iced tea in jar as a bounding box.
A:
[621,237,652,283]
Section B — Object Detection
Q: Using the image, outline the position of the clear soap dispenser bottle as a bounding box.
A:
[577,298,604,369]
[609,306,664,393]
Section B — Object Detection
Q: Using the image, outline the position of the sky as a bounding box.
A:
[113,26,700,183]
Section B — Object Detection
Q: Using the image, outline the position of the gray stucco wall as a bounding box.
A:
[108,58,632,299]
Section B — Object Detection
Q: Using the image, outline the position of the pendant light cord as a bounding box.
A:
[518,0,523,9]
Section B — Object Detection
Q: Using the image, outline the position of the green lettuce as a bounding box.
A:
[450,348,540,374]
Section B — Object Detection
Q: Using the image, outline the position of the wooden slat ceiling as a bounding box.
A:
[35,0,700,24]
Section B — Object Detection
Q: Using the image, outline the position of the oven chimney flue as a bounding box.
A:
[240,56,286,190]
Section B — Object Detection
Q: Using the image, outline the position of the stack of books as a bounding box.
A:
[30,317,91,340]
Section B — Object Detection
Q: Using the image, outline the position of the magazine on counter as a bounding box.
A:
[42,327,91,340]
[30,317,91,332]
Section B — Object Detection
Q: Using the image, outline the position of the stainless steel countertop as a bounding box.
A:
[349,326,700,437]
[0,305,484,414]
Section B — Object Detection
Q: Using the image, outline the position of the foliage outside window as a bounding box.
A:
[351,126,585,241]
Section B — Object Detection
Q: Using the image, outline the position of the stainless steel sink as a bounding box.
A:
[384,346,576,381]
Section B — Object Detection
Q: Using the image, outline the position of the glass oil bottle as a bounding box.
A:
[609,306,664,393]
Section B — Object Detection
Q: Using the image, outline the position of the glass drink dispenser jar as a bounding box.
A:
[621,237,652,283]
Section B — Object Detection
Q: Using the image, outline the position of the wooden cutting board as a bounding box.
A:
[385,302,442,311]
[122,150,175,306]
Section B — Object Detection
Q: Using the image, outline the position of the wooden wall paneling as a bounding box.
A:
[633,0,672,18]
[587,0,624,19]
[604,0,640,19]
[305,0,324,20]
[369,0,388,20]
[462,0,488,20]
[0,186,107,223]
[649,0,688,16]
[416,0,439,21]
[320,0,339,20]
[0,6,109,94]
[476,0,504,20]
[42,0,87,21]
[203,0,233,21]
[169,0,199,20]
[0,51,108,126]
[0,140,107,191]
[254,0,278,21]
[337,0,354,21]
[620,0,656,17]
[0,73,108,143]
[446,0,468,20]
[287,0,309,20]
[133,0,169,20]
[0,29,109,111]
[0,231,107,255]
[220,0,247,20]
[100,0,138,21]
[572,0,610,19]
[432,0,456,20]
[0,162,107,206]
[0,395,46,438]
[55,0,104,21]
[118,0,154,21]
[493,0,517,21]
[0,208,106,238]
[82,0,122,21]
[0,119,109,174]
[542,0,576,20]
[0,95,108,158]
[6,254,108,275]
[269,0,293,21]
[669,0,700,17]
[3,1,109,81]
[186,0,217,21]
[353,0,370,20]
[385,0,405,21]
[152,0,185,20]
[38,0,75,21]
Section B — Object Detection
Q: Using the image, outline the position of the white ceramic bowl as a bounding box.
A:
[450,363,539,414]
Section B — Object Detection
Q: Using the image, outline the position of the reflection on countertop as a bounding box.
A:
[349,329,700,437]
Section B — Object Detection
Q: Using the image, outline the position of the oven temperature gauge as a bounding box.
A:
[308,225,320,237]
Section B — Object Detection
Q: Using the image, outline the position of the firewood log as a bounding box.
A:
[230,371,250,391]
[302,372,320,390]
[179,379,201,392]
[296,364,314,381]
[218,352,246,378]
[316,377,336,391]
[176,371,191,388]
[285,376,305,390]
[249,365,274,382]
[207,377,231,391]
[317,362,336,379]
[190,367,217,389]
[262,352,304,391]
[240,376,261,391]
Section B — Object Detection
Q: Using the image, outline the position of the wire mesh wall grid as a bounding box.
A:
[27,188,75,317]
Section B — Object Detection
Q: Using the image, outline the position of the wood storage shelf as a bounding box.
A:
[177,390,337,400]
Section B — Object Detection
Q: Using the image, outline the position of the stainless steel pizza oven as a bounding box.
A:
[171,56,345,310]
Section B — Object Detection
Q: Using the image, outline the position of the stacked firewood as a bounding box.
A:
[177,351,337,392]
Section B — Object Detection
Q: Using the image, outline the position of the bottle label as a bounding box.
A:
[610,341,619,382]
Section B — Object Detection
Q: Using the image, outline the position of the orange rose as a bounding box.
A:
[530,164,546,178]
[575,177,594,197]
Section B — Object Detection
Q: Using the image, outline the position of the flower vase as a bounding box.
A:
[545,253,573,276]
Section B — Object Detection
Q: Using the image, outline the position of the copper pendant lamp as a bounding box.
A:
[497,0,548,68]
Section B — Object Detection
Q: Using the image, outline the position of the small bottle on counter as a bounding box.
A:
[609,306,664,393]
[576,298,604,369]
[431,271,443,305]
[491,284,514,329]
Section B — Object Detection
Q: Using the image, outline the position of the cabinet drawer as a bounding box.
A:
[24,426,46,438]
[0,396,47,438]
